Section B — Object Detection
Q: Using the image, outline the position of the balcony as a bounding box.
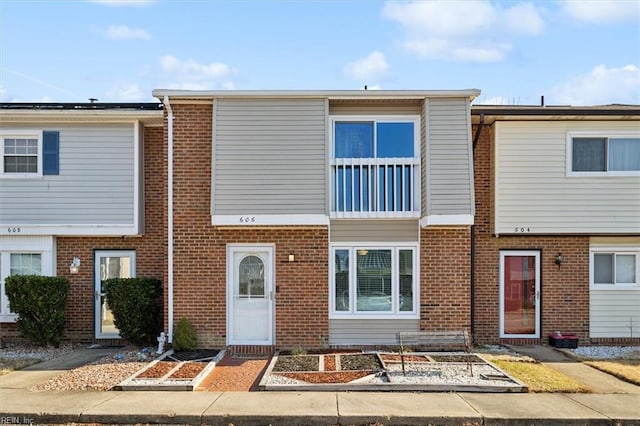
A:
[330,157,420,218]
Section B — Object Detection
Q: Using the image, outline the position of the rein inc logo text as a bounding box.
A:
[0,417,34,425]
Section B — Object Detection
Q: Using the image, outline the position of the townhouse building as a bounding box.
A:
[1,95,638,350]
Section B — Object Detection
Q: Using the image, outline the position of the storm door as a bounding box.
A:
[94,250,135,338]
[500,250,540,338]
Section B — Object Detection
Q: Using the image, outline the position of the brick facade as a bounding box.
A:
[471,123,633,345]
[169,103,329,349]
[53,126,165,342]
[420,227,472,333]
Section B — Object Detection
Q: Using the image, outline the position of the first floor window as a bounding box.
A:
[591,248,639,287]
[332,245,416,316]
[1,253,42,315]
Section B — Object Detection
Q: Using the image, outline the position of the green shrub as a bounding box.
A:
[172,317,198,351]
[104,277,162,345]
[5,275,70,347]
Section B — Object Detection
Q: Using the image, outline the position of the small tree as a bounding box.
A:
[5,275,70,347]
[104,277,162,345]
[173,317,198,351]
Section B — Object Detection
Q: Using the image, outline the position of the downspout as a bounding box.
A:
[164,95,175,343]
[470,112,483,343]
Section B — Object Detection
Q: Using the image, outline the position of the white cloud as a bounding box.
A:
[105,25,151,40]
[160,55,233,90]
[549,64,640,105]
[343,51,389,80]
[89,0,155,6]
[106,83,145,101]
[382,0,544,62]
[562,0,640,24]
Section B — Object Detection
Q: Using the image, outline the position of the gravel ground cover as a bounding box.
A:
[569,346,640,360]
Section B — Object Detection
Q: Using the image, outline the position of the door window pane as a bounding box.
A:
[238,255,265,298]
[503,255,536,335]
[616,254,636,283]
[334,250,349,311]
[356,249,392,311]
[594,253,614,284]
[335,122,373,158]
[573,138,606,172]
[376,122,414,158]
[10,254,41,275]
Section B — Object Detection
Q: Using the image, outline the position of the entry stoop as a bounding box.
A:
[227,345,275,357]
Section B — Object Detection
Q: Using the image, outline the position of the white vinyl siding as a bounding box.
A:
[0,123,137,228]
[329,318,419,345]
[424,98,475,217]
[0,235,54,322]
[590,289,640,338]
[330,220,418,242]
[212,98,326,216]
[495,121,640,234]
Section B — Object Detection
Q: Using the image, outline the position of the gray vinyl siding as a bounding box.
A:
[330,220,418,242]
[495,121,640,234]
[425,98,474,216]
[0,123,135,225]
[590,290,640,338]
[329,319,419,345]
[213,98,326,215]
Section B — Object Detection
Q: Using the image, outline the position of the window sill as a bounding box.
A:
[0,174,44,180]
[591,284,640,290]
[0,314,17,323]
[330,312,419,320]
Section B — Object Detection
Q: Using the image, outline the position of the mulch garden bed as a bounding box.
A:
[270,353,383,384]
[135,361,177,379]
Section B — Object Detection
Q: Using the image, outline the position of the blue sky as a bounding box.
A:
[1,0,639,105]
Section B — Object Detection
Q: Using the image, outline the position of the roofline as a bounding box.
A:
[152,89,481,101]
[0,102,163,111]
[472,105,640,116]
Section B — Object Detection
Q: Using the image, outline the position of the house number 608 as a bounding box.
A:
[7,227,21,233]
[240,217,256,223]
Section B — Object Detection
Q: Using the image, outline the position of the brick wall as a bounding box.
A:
[420,227,472,333]
[169,103,329,349]
[473,123,590,344]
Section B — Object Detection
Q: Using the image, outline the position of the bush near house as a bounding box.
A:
[172,316,198,351]
[104,277,162,345]
[5,275,70,347]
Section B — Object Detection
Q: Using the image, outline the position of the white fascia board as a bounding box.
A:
[212,214,329,226]
[0,224,140,236]
[0,110,163,125]
[420,214,474,227]
[153,89,481,101]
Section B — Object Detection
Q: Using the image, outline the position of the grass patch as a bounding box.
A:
[0,357,41,376]
[585,360,640,386]
[492,360,592,393]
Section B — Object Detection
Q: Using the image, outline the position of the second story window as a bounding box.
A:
[570,135,640,175]
[3,137,39,174]
[331,117,420,218]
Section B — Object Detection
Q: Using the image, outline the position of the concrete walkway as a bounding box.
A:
[0,346,639,425]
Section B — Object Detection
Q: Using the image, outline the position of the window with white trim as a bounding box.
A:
[0,253,43,316]
[569,134,640,175]
[331,245,417,317]
[590,247,640,288]
[330,116,421,218]
[1,134,41,175]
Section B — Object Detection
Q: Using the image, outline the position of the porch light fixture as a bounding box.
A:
[555,252,564,269]
[288,253,295,262]
[69,257,81,274]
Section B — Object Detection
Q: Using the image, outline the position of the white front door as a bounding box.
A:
[227,245,274,345]
[499,250,541,338]
[94,250,135,339]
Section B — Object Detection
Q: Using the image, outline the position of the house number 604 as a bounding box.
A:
[7,227,21,233]
[239,217,256,223]
[514,227,530,233]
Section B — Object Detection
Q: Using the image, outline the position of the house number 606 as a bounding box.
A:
[239,217,256,223]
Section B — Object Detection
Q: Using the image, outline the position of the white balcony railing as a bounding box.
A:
[330,157,420,218]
